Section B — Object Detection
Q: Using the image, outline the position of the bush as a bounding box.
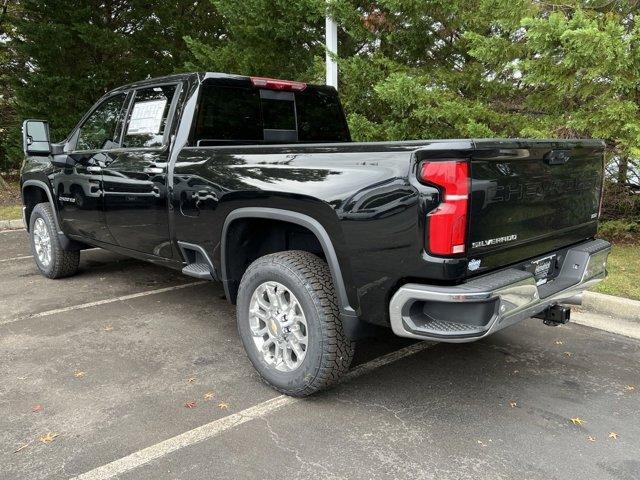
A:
[597,220,639,244]
[600,180,640,223]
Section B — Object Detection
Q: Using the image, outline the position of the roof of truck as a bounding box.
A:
[111,72,329,93]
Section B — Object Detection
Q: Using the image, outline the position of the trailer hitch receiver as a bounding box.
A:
[535,305,571,327]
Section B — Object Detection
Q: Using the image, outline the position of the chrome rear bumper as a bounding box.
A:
[389,239,611,342]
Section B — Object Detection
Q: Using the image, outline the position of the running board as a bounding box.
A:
[177,242,216,281]
[182,262,214,280]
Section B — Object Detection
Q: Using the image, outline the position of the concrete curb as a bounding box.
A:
[581,291,640,322]
[0,218,25,231]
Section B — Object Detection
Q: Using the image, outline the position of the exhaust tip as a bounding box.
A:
[561,294,583,306]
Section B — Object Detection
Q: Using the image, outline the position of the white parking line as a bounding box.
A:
[0,281,208,326]
[72,341,436,480]
[0,254,32,263]
[0,247,101,263]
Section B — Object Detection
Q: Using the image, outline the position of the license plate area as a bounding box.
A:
[524,253,559,286]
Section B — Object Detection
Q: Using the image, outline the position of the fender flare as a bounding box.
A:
[22,179,83,251]
[221,207,357,319]
[22,179,63,234]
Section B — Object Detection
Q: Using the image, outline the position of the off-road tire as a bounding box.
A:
[29,202,80,279]
[236,250,355,396]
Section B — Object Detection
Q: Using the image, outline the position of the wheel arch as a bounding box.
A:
[22,180,61,234]
[221,207,357,319]
[22,179,84,251]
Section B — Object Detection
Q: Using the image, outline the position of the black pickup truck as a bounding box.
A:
[21,72,611,396]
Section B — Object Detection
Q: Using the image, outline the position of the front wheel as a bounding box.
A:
[29,202,80,279]
[236,251,355,397]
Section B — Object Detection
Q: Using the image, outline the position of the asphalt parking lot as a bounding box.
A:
[1,228,639,480]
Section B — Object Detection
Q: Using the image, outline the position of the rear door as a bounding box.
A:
[467,140,605,276]
[102,83,180,258]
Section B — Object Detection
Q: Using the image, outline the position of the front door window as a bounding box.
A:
[76,93,127,151]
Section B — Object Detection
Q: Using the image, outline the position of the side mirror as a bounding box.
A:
[22,120,51,155]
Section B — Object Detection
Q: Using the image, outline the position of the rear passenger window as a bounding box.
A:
[123,85,176,148]
[191,83,350,146]
[193,86,262,144]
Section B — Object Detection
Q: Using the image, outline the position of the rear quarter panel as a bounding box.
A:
[171,141,473,325]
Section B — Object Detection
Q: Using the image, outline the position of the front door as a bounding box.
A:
[102,84,179,258]
[53,92,129,243]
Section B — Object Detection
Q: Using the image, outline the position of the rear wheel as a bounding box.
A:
[236,251,354,396]
[29,202,80,279]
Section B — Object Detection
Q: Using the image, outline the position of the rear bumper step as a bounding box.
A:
[389,239,611,342]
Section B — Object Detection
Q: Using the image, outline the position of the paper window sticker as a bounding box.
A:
[127,99,167,135]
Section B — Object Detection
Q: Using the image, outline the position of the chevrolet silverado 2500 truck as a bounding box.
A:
[21,72,611,396]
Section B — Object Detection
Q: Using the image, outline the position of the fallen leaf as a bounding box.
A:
[39,432,58,444]
[509,401,517,408]
[73,370,85,379]
[608,432,619,440]
[13,442,31,453]
[103,325,114,332]
[187,377,196,384]
[587,436,596,443]
[32,404,43,413]
[570,417,585,426]
[203,392,215,401]
[625,385,636,392]
[218,402,229,410]
[564,352,573,357]
[185,401,197,409]
[555,340,564,345]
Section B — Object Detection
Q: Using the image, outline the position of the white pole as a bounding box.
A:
[325,13,338,89]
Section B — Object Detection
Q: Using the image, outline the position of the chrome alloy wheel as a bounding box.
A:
[33,217,52,267]
[249,281,308,372]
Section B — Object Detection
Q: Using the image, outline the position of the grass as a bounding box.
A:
[594,243,640,301]
[0,205,22,221]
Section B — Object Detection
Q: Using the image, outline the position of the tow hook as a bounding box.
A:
[535,305,571,327]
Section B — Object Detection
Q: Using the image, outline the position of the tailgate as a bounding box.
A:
[467,140,604,275]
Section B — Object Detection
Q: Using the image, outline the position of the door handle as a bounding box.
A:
[143,167,164,174]
[86,165,102,173]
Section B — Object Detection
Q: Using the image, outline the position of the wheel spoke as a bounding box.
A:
[283,346,297,370]
[289,339,304,357]
[255,293,271,312]
[265,284,280,308]
[251,324,269,337]
[251,307,269,320]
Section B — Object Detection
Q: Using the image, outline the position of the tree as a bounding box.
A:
[465,1,640,182]
[3,0,224,166]
[0,0,19,173]
[185,0,327,81]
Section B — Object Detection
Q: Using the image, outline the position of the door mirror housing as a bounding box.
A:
[22,120,51,155]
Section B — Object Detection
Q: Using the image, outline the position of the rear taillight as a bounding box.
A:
[419,160,469,256]
[250,76,307,91]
